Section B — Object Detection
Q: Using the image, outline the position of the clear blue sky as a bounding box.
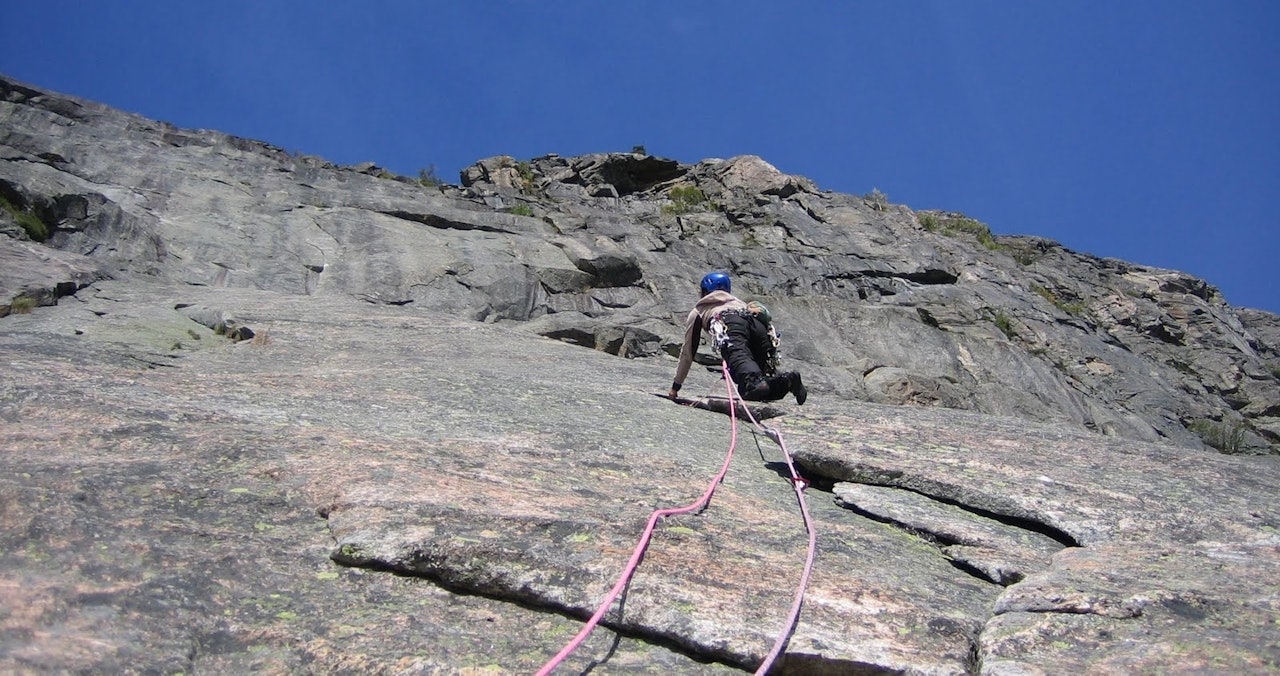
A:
[3,1,1277,313]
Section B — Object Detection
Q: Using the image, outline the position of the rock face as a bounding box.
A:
[4,75,1276,456]
[2,74,1279,673]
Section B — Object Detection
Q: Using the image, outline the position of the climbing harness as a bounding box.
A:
[710,307,781,374]
[537,363,817,674]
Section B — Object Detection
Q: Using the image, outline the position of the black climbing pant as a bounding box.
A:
[719,313,793,401]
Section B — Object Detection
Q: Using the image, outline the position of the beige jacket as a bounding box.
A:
[672,290,749,388]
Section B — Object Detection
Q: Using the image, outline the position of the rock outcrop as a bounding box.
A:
[2,73,1279,673]
[4,74,1276,456]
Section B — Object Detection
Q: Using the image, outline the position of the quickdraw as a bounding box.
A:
[708,315,732,354]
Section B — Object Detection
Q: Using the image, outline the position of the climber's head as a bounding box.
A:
[700,271,731,296]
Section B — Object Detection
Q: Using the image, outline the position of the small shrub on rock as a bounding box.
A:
[1,195,48,241]
[663,185,708,215]
[1032,284,1087,316]
[919,211,1005,251]
[864,188,889,211]
[516,161,535,192]
[1188,418,1246,454]
[417,165,443,187]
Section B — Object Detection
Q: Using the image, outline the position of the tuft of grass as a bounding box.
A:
[992,309,1016,339]
[1,195,49,241]
[516,161,535,191]
[949,217,1000,250]
[1031,284,1087,316]
[10,296,37,314]
[1188,419,1246,454]
[662,185,708,215]
[920,211,1004,251]
[507,204,534,217]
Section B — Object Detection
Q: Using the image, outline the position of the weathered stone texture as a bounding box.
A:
[3,73,1280,673]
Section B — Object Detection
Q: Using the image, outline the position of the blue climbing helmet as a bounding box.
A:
[700,271,731,295]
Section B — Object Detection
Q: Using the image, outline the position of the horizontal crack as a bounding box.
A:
[807,464,1080,549]
[379,209,518,235]
[917,491,1078,549]
[662,393,787,421]
[858,268,959,285]
[328,539,754,672]
[807,474,1075,588]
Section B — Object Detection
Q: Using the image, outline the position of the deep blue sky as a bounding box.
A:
[3,1,1277,312]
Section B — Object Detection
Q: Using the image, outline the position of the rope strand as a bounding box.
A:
[536,368,742,675]
[539,365,816,674]
[737,401,817,675]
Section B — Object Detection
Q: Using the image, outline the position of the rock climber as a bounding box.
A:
[668,271,807,404]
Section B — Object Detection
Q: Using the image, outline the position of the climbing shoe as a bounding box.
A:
[790,372,807,405]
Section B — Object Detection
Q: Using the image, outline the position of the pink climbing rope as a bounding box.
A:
[538,365,817,675]
[737,392,818,674]
[536,369,743,676]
